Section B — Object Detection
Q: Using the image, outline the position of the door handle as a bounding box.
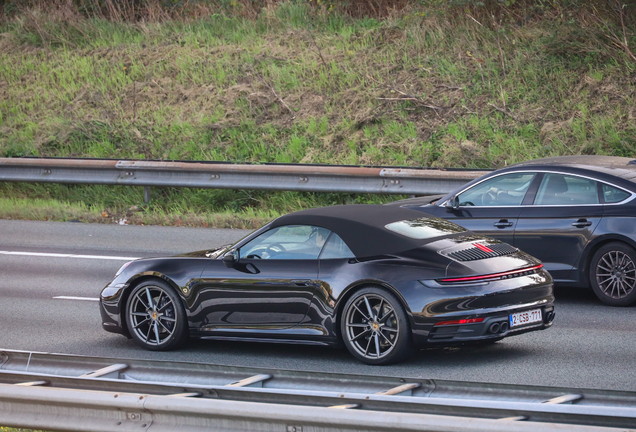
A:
[493,220,514,228]
[292,280,311,287]
[572,219,592,228]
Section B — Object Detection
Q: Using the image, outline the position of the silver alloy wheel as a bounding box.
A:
[128,285,177,346]
[595,250,636,299]
[344,294,399,360]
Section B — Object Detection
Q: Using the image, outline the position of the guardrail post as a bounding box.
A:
[144,186,151,204]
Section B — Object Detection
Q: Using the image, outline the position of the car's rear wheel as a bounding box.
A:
[589,242,636,306]
[341,286,412,365]
[126,280,188,350]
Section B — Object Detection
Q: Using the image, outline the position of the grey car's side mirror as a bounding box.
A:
[445,195,460,211]
[223,250,239,268]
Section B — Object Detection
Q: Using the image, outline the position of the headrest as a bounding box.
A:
[546,175,568,194]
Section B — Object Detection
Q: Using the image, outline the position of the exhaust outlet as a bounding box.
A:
[499,322,509,333]
[488,323,501,334]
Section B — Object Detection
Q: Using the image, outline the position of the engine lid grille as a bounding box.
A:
[447,242,518,261]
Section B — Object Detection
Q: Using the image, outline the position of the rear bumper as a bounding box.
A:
[423,305,554,346]
[407,269,555,346]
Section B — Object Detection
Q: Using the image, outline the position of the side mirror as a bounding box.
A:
[445,195,460,211]
[223,249,239,268]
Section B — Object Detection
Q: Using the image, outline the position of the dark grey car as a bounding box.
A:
[390,156,636,306]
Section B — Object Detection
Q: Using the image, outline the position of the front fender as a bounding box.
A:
[100,265,199,337]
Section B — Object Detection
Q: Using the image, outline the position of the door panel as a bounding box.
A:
[427,205,521,244]
[426,172,537,244]
[514,211,602,282]
[194,259,318,329]
[514,174,603,283]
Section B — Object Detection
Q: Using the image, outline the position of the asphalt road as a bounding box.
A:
[1,219,635,391]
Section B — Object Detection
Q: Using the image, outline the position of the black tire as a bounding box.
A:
[126,279,188,350]
[340,286,412,365]
[589,242,636,306]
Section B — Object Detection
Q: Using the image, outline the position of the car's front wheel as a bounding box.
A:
[341,286,412,365]
[126,280,188,350]
[589,242,636,306]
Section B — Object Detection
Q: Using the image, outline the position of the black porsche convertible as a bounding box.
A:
[99,205,555,365]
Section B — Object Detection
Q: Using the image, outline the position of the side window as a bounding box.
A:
[534,174,599,205]
[239,225,330,260]
[319,233,355,259]
[602,183,631,204]
[457,173,536,207]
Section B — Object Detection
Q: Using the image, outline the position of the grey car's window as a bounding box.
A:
[385,217,466,239]
[240,225,330,260]
[319,233,355,259]
[602,183,631,203]
[535,174,599,205]
[456,173,536,206]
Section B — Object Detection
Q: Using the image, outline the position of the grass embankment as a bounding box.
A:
[0,426,43,432]
[0,428,39,432]
[0,1,635,227]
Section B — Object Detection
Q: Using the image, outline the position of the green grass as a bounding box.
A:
[0,184,396,228]
[0,427,43,432]
[0,1,635,225]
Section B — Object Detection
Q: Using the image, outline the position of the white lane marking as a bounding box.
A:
[0,251,139,261]
[53,296,100,302]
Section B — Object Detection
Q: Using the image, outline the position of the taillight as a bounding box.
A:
[438,264,543,283]
[434,318,484,326]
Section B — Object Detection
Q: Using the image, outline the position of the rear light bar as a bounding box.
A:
[434,318,484,326]
[439,264,544,283]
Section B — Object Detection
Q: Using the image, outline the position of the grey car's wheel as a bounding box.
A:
[590,242,636,306]
[341,286,412,365]
[126,280,188,350]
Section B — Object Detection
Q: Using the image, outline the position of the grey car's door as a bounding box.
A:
[430,172,537,244]
[514,172,603,283]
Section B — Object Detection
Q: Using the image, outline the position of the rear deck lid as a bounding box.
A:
[429,235,542,280]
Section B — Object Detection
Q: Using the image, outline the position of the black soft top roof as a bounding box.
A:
[270,204,449,257]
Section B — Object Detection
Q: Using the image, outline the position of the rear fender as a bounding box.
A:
[334,279,415,341]
[576,234,636,287]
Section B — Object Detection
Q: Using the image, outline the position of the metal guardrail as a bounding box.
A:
[0,350,634,431]
[0,157,488,197]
